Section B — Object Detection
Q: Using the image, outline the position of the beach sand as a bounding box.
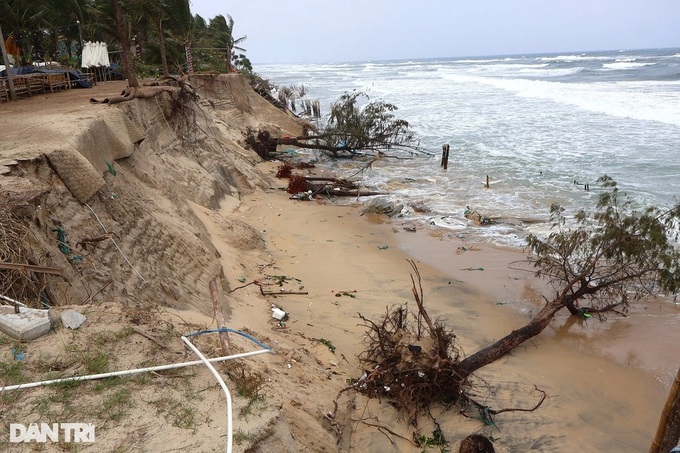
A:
[1,76,679,452]
[223,162,680,452]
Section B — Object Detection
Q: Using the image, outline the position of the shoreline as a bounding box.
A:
[232,161,680,451]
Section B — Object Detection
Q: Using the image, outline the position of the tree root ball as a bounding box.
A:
[458,434,496,453]
[459,434,495,453]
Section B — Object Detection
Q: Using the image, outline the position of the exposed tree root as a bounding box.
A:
[330,260,548,435]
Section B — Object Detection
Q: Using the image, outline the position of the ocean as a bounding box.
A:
[257,48,680,247]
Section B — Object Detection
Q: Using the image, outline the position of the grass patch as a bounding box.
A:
[92,377,125,392]
[0,360,26,386]
[95,388,132,422]
[151,396,197,432]
[234,429,254,445]
[238,394,266,420]
[82,352,109,375]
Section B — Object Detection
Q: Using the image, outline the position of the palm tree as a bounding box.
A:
[207,14,246,72]
[110,0,137,86]
[0,0,48,64]
[137,0,191,75]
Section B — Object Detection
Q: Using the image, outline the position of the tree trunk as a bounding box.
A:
[650,366,680,453]
[156,5,169,77]
[158,22,168,76]
[0,24,17,100]
[459,299,564,376]
[111,0,138,87]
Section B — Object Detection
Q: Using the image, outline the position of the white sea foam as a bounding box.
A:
[602,61,656,70]
[538,54,610,62]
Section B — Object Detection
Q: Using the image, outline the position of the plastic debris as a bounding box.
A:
[271,308,286,320]
[291,190,314,201]
[105,161,117,176]
[51,227,71,254]
[12,347,26,361]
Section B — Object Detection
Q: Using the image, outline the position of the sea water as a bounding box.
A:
[257,48,680,247]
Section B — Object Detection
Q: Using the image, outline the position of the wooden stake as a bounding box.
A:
[441,144,450,170]
[209,277,231,356]
[486,175,490,189]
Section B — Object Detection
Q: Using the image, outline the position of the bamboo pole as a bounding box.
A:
[650,366,680,453]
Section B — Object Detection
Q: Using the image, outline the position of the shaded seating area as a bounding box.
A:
[0,65,94,102]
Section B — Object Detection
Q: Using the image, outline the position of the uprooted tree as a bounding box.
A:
[249,91,423,159]
[330,175,680,435]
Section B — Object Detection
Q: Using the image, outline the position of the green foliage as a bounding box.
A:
[526,175,680,314]
[321,91,416,157]
[0,1,251,75]
[416,424,448,452]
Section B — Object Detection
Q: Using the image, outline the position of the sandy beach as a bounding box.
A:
[1,76,679,452]
[234,163,680,452]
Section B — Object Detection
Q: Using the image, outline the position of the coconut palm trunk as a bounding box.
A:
[111,0,138,87]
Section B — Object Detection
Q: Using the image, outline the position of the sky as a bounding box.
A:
[190,0,680,64]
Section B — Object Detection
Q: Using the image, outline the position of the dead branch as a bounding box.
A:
[76,232,119,251]
[461,386,548,427]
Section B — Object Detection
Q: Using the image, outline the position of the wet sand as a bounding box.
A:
[240,161,680,451]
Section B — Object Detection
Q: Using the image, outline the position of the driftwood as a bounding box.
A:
[282,171,385,199]
[0,262,63,276]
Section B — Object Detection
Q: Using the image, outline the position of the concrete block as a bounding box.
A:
[0,306,52,341]
[61,310,86,329]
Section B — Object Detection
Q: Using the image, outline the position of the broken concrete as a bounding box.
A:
[0,305,52,341]
[61,309,87,329]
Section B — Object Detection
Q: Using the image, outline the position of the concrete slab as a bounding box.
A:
[0,306,52,341]
[61,309,86,329]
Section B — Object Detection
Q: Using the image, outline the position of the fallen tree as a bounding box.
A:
[247,91,433,160]
[330,175,680,443]
[461,175,680,374]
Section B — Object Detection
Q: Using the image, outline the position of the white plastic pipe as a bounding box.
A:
[181,336,233,453]
[0,349,271,392]
[0,294,27,307]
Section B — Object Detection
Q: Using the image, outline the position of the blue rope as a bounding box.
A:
[184,328,272,351]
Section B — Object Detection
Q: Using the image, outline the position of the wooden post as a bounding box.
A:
[486,175,490,189]
[441,144,450,170]
[209,276,232,356]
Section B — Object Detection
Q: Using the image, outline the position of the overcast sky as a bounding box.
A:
[190,0,679,64]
